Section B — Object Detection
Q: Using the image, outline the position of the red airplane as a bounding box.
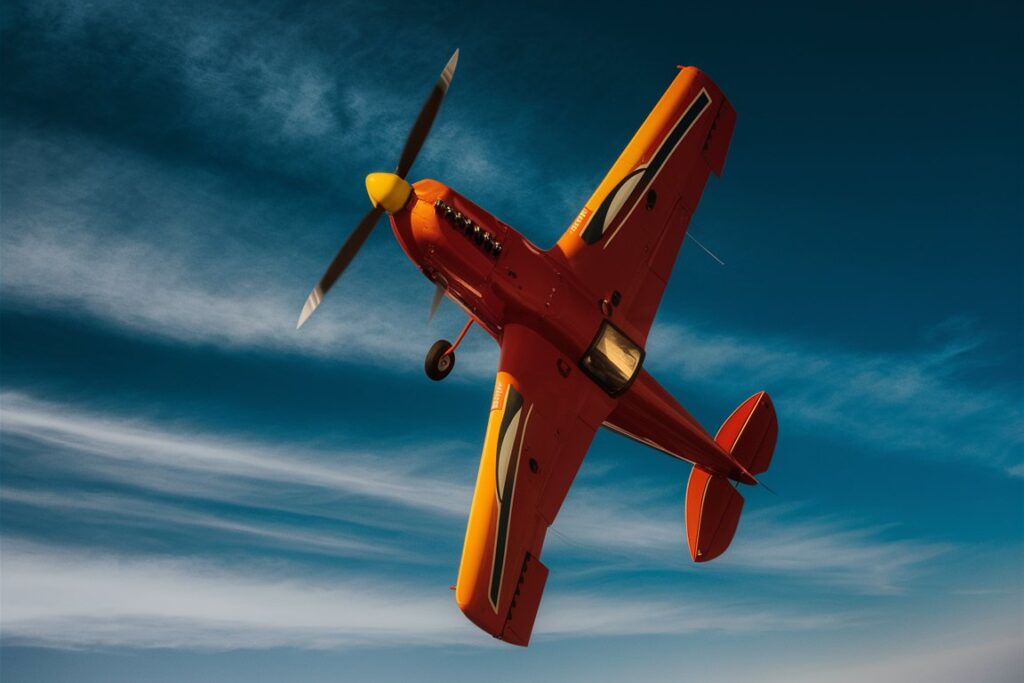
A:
[297,50,778,646]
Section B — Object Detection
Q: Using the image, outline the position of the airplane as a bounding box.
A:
[296,50,778,646]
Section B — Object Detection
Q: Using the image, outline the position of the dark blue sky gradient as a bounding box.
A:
[1,1,1021,681]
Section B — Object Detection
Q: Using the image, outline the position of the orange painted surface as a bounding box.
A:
[549,67,736,347]
[454,371,516,637]
[378,66,777,645]
[453,326,613,645]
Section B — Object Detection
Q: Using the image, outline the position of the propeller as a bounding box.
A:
[396,49,459,178]
[296,49,460,330]
[427,282,445,323]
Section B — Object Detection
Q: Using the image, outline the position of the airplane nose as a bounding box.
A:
[365,172,412,214]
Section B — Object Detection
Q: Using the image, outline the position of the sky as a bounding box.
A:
[1,0,1021,681]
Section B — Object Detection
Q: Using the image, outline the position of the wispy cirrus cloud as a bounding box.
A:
[1,391,949,594]
[0,126,500,379]
[552,490,948,594]
[1,487,405,562]
[647,321,1023,474]
[755,636,1024,683]
[0,539,847,650]
[3,122,1018,479]
[0,391,475,519]
[2,0,569,209]
[5,3,1018,482]
[721,507,950,594]
[0,538,473,650]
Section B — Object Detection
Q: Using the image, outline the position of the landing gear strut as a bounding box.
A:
[424,318,473,381]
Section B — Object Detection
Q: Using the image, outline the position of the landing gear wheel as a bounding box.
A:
[425,339,455,381]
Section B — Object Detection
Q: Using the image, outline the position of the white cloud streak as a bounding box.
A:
[552,490,948,594]
[0,391,474,519]
[4,3,1019,479]
[647,321,1023,473]
[1,487,404,562]
[0,538,472,650]
[1,391,948,594]
[0,539,846,650]
[0,127,499,379]
[721,508,949,594]
[761,636,1023,683]
[2,121,1017,475]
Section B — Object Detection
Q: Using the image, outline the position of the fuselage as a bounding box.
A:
[391,179,754,483]
[393,180,601,359]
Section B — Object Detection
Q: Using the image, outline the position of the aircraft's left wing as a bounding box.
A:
[549,66,736,348]
[455,324,615,646]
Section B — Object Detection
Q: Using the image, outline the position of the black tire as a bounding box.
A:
[425,339,455,381]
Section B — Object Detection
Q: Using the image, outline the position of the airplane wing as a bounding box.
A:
[455,324,615,646]
[549,66,736,346]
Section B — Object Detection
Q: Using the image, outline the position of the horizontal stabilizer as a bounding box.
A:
[685,466,743,562]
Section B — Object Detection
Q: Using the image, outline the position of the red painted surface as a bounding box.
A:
[382,66,777,646]
[715,391,778,475]
[685,467,744,562]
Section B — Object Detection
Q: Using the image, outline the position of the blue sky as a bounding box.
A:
[1,0,1021,681]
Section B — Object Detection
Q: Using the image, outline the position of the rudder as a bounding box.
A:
[715,391,777,476]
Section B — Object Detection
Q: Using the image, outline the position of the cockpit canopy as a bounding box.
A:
[579,321,644,395]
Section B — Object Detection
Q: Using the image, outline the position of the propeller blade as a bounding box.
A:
[296,205,384,329]
[427,282,445,323]
[394,49,459,179]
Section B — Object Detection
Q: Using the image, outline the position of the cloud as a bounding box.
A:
[0,125,499,379]
[1,487,407,562]
[763,636,1023,683]
[552,490,948,594]
[2,0,572,210]
[0,391,475,519]
[8,3,1016,482]
[4,0,370,184]
[0,538,472,650]
[536,591,843,638]
[0,539,846,650]
[6,2,1019,481]
[3,121,1017,477]
[647,321,1023,472]
[720,507,949,594]
[2,391,948,594]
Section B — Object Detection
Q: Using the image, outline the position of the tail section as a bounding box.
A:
[685,391,777,562]
[715,391,777,476]
[685,467,743,562]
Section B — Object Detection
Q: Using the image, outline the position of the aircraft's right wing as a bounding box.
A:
[455,324,615,646]
[548,66,736,347]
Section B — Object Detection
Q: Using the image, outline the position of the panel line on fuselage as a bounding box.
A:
[602,421,697,467]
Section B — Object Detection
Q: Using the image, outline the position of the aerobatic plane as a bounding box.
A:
[297,50,778,646]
